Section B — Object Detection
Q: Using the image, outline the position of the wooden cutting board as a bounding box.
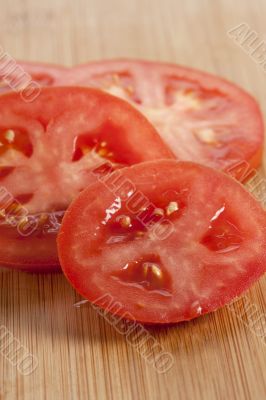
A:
[1,0,266,399]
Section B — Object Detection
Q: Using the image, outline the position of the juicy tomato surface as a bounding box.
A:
[58,160,266,324]
[65,59,264,175]
[0,87,173,272]
[0,61,66,94]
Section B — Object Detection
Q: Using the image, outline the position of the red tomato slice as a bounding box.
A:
[64,60,264,176]
[58,160,266,324]
[0,87,173,272]
[4,60,262,178]
[0,61,66,94]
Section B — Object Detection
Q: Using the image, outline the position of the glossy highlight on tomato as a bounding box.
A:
[58,160,266,324]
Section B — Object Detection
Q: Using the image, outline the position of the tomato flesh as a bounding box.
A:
[2,60,263,177]
[65,60,264,175]
[0,87,173,271]
[58,160,266,323]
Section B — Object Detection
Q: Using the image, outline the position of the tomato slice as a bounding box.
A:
[58,160,266,324]
[0,61,66,94]
[4,60,262,177]
[64,60,264,175]
[0,87,174,272]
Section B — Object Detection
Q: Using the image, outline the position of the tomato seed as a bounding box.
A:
[112,255,172,294]
[166,201,179,216]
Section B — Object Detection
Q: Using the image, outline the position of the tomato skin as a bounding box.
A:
[0,236,59,273]
[0,87,174,272]
[58,160,266,324]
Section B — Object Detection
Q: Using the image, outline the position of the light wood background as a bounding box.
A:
[1,0,266,399]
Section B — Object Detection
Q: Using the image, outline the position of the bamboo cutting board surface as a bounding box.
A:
[1,0,266,399]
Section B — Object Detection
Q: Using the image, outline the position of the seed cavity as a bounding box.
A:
[117,215,132,228]
[97,141,114,158]
[201,206,243,253]
[143,262,163,280]
[0,128,33,157]
[72,134,116,162]
[112,255,172,295]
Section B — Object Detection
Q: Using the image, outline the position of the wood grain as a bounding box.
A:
[1,0,266,399]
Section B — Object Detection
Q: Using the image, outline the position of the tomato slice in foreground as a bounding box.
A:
[65,59,264,176]
[58,160,266,324]
[0,87,174,272]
